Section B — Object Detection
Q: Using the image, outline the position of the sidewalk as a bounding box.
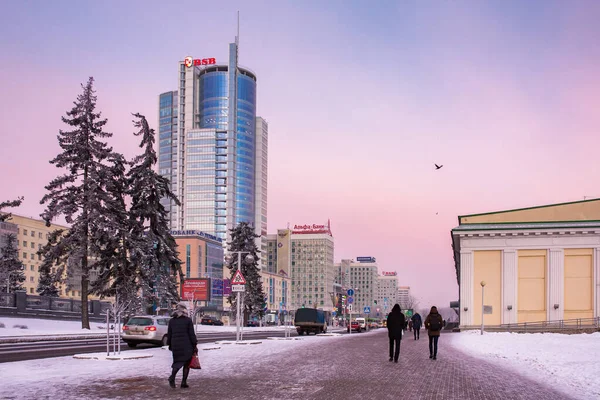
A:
[50,329,571,400]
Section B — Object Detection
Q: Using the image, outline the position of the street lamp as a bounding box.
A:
[480,280,486,335]
[224,251,255,342]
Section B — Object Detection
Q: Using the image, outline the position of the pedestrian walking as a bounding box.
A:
[411,312,422,340]
[167,303,198,388]
[424,306,443,360]
[386,304,405,363]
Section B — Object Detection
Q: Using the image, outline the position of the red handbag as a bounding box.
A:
[189,353,201,369]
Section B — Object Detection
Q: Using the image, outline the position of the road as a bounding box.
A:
[0,329,315,363]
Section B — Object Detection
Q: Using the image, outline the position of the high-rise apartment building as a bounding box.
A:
[265,222,335,311]
[376,271,399,314]
[158,38,268,249]
[398,286,411,309]
[336,257,378,316]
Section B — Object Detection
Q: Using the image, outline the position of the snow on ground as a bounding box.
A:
[0,316,303,337]
[0,330,349,400]
[449,330,600,400]
[0,317,109,337]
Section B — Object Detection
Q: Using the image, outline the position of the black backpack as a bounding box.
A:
[429,315,442,331]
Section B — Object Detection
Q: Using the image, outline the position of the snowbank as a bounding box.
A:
[0,317,109,337]
[449,330,600,400]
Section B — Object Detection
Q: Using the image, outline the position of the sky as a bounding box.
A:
[1,1,600,309]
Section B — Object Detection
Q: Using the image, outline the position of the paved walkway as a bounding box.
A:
[71,330,571,400]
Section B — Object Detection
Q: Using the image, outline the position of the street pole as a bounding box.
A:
[106,310,110,356]
[480,281,486,335]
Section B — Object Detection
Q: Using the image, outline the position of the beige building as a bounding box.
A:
[376,271,399,314]
[260,269,290,312]
[6,214,75,297]
[335,257,378,316]
[265,222,335,311]
[452,198,600,329]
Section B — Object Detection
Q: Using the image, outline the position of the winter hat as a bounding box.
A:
[174,302,189,317]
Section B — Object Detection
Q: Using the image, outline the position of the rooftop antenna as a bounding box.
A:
[236,11,240,46]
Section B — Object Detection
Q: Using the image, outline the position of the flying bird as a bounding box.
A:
[435,164,443,170]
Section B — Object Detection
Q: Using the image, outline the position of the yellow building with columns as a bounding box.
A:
[452,198,600,329]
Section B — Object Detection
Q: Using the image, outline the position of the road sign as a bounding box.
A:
[364,306,371,314]
[347,297,354,304]
[348,304,353,311]
[347,289,354,297]
[231,270,247,285]
[332,311,336,316]
[231,285,246,292]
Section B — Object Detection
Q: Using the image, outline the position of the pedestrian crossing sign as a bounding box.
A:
[231,270,247,285]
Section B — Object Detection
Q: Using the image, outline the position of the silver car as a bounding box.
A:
[122,315,170,348]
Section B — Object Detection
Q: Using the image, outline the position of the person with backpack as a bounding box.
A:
[386,304,406,363]
[424,306,443,360]
[411,312,422,340]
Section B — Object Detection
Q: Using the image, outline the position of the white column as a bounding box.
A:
[502,250,517,325]
[460,250,474,326]
[548,249,564,321]
[595,248,600,318]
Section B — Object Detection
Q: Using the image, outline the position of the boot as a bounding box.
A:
[181,366,190,388]
[168,367,180,388]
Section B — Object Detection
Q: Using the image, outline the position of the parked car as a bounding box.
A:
[369,322,380,329]
[122,315,170,348]
[347,320,361,333]
[294,308,327,335]
[200,316,224,326]
[246,320,259,327]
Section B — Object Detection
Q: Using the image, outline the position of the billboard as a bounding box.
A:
[181,278,211,301]
[223,279,232,296]
[356,257,376,263]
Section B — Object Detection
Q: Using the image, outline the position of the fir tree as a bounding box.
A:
[40,77,119,329]
[36,229,67,297]
[0,234,26,293]
[226,222,266,323]
[0,197,23,222]
[127,113,182,312]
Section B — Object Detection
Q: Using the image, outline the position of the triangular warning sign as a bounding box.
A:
[231,270,246,285]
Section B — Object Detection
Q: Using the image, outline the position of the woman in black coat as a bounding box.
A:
[386,304,405,363]
[167,303,198,388]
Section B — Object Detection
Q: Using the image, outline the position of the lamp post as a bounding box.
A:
[224,251,254,342]
[480,281,486,335]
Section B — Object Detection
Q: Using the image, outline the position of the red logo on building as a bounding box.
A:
[184,56,216,68]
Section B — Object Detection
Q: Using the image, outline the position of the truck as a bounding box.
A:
[294,308,327,335]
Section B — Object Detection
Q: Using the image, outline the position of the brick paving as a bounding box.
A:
[65,330,571,400]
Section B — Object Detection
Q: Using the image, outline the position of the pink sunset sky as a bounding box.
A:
[1,1,600,309]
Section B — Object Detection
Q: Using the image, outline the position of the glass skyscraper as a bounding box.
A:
[158,39,268,257]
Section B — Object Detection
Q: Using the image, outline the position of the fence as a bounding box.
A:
[0,291,112,322]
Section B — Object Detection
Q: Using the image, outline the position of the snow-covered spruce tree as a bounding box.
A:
[127,113,182,313]
[0,197,23,222]
[40,77,120,329]
[36,229,66,297]
[89,152,144,314]
[0,234,25,294]
[226,222,266,324]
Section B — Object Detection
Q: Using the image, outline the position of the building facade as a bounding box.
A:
[265,222,335,311]
[337,257,378,316]
[260,269,290,314]
[158,39,268,248]
[397,286,410,310]
[4,215,77,298]
[376,271,399,315]
[452,198,600,329]
[172,230,224,311]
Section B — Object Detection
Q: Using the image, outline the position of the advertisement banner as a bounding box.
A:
[181,278,211,301]
[223,279,232,296]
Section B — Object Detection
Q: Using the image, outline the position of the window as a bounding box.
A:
[29,277,34,282]
[30,265,34,271]
[30,253,34,260]
[23,252,27,258]
[23,229,27,235]
[31,231,35,237]
[31,242,35,249]
[29,288,34,294]
[39,233,42,239]
[23,241,27,247]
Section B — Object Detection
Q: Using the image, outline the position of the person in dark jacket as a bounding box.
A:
[411,312,422,340]
[167,303,198,388]
[424,306,444,360]
[386,304,405,363]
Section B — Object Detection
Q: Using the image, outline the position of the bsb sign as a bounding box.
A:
[184,56,216,68]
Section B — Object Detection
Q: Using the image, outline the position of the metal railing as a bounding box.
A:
[463,317,600,333]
